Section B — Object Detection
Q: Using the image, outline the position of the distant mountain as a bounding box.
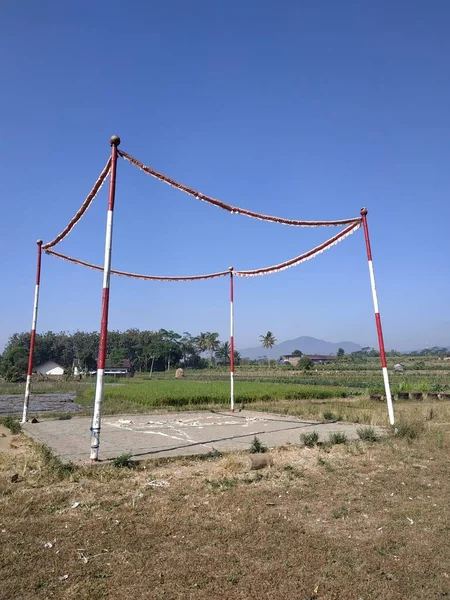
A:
[239,336,361,359]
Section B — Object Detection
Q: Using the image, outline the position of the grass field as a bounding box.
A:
[1,412,449,600]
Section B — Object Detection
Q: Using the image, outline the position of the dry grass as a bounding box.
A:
[0,419,449,600]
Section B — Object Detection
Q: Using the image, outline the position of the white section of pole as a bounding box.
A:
[90,368,105,461]
[367,260,380,313]
[102,210,114,289]
[382,366,395,426]
[22,374,33,424]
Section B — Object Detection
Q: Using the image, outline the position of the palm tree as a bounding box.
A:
[206,332,220,367]
[215,342,231,366]
[259,331,277,367]
[195,332,209,355]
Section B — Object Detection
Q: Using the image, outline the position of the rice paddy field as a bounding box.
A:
[1,357,449,425]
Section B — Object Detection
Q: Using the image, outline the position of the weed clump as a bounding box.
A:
[113,452,134,469]
[249,436,267,454]
[197,449,223,461]
[356,426,379,442]
[395,421,425,441]
[38,444,76,480]
[329,431,347,445]
[301,431,319,448]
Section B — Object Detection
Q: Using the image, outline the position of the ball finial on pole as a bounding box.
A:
[110,135,121,147]
[36,239,43,246]
[229,266,234,272]
[360,207,368,216]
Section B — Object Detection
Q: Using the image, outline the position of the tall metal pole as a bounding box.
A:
[360,208,395,425]
[22,240,43,423]
[90,135,120,462]
[229,267,235,412]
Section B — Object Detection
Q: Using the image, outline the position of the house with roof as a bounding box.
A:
[280,354,335,366]
[34,360,65,376]
[91,358,134,378]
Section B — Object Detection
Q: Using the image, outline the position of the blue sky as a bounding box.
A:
[1,1,449,352]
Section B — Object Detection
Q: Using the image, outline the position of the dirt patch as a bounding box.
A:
[0,425,14,453]
[0,424,449,600]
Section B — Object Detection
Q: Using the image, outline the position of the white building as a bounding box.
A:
[35,361,65,376]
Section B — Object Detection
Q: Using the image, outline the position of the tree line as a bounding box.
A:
[0,329,242,381]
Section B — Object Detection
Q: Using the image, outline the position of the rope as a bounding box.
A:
[44,222,360,281]
[118,149,361,228]
[42,158,111,250]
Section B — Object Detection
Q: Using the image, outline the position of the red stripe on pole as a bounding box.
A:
[360,208,372,261]
[96,141,119,373]
[108,146,118,212]
[27,330,36,377]
[35,246,42,283]
[97,287,110,370]
[374,313,387,368]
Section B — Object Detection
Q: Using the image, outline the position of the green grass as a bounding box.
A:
[77,379,349,410]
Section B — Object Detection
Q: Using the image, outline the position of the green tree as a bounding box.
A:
[179,332,201,367]
[109,347,127,364]
[215,342,231,365]
[79,351,97,372]
[159,329,182,371]
[259,331,277,366]
[233,350,241,366]
[0,347,29,381]
[298,356,314,371]
[337,348,345,358]
[291,349,303,357]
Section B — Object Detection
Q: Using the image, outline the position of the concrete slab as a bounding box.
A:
[22,410,383,464]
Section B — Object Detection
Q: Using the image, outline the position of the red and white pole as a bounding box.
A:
[229,266,235,412]
[360,208,395,425]
[22,240,43,423]
[90,135,120,462]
